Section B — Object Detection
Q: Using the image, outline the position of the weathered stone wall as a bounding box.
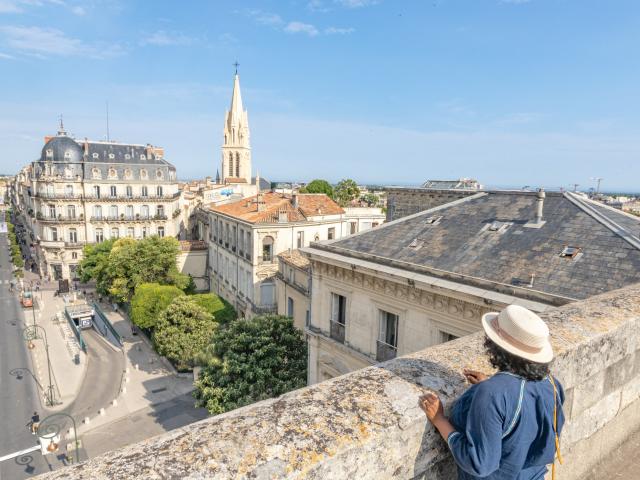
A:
[38,284,640,480]
[386,187,478,221]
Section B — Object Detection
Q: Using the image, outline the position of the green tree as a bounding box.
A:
[190,293,236,325]
[130,283,185,330]
[78,239,116,293]
[300,179,334,198]
[334,178,361,206]
[153,296,217,371]
[362,192,379,207]
[194,315,307,415]
[184,274,197,295]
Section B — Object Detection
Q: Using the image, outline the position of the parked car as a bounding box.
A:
[21,291,33,308]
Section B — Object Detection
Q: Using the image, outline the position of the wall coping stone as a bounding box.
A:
[37,284,640,479]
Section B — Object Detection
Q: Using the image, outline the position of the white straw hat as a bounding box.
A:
[481,305,553,363]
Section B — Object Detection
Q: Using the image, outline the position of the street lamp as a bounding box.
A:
[22,325,56,407]
[35,412,80,464]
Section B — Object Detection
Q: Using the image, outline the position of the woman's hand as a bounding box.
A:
[463,369,488,385]
[419,393,444,423]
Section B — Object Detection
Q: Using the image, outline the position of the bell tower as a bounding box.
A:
[221,68,251,184]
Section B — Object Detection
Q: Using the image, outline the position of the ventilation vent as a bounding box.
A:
[560,246,582,259]
[487,221,510,233]
[408,238,423,250]
[425,215,442,225]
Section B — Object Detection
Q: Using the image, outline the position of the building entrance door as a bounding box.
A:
[51,264,63,280]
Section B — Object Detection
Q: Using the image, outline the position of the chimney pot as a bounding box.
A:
[536,188,545,224]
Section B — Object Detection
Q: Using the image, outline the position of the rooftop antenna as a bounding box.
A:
[106,101,110,142]
[591,177,603,195]
[233,61,240,75]
[572,183,580,193]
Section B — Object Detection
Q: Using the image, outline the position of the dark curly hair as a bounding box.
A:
[484,337,550,381]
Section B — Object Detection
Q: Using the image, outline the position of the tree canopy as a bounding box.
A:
[153,296,217,371]
[194,315,307,415]
[78,236,188,302]
[334,178,361,206]
[190,293,236,325]
[300,179,334,198]
[130,283,185,330]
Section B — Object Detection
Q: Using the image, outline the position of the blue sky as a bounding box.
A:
[0,0,639,191]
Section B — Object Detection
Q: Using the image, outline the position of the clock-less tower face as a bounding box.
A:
[221,74,252,184]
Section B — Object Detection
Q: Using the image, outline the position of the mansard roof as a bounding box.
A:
[311,191,640,302]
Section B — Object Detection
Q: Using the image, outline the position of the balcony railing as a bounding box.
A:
[248,299,277,315]
[90,215,168,222]
[83,193,180,202]
[376,340,397,362]
[33,192,83,200]
[330,320,346,343]
[37,215,84,223]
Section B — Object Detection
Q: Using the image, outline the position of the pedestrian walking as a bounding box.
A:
[29,411,40,434]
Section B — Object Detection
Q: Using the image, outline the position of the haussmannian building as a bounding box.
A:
[11,122,183,280]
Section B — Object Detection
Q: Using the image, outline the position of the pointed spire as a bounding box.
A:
[57,114,66,136]
[229,73,244,128]
[215,169,220,184]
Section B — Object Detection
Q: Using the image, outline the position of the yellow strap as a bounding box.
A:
[548,375,563,480]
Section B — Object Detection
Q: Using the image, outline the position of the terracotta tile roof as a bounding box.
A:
[209,192,344,224]
[278,249,311,271]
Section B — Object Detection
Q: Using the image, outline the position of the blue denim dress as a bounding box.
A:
[447,372,565,480]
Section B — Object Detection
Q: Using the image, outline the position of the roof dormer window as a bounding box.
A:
[140,154,146,160]
[108,153,115,159]
[92,153,99,159]
[64,150,71,159]
[125,154,131,160]
[46,149,53,158]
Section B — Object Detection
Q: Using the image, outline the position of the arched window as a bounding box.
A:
[262,236,274,263]
[228,152,234,177]
[235,152,240,177]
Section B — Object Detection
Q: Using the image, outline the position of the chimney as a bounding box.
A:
[536,188,545,224]
[292,193,299,209]
[278,208,288,223]
[257,193,266,212]
[84,137,89,156]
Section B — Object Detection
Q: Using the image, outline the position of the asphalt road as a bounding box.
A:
[0,232,52,480]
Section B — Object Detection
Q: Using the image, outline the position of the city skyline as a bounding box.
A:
[1,0,639,191]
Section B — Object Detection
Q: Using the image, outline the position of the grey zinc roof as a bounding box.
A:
[314,191,640,302]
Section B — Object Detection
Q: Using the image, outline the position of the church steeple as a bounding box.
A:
[221,70,251,183]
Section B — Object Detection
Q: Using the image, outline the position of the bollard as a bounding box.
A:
[122,386,127,394]
[125,367,130,374]
[68,427,75,437]
[112,399,118,407]
[125,376,130,383]
[99,408,105,416]
[134,363,139,370]
[84,417,90,424]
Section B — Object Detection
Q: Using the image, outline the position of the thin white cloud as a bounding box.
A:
[335,0,379,8]
[70,5,85,15]
[244,9,283,26]
[500,0,532,3]
[0,51,14,59]
[0,25,124,58]
[0,0,23,13]
[285,21,319,36]
[0,0,86,15]
[140,30,195,47]
[324,26,355,35]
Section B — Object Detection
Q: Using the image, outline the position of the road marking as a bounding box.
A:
[0,445,40,463]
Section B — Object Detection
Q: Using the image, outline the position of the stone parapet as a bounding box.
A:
[37,283,640,479]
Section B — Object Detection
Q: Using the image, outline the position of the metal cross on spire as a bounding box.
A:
[233,61,240,75]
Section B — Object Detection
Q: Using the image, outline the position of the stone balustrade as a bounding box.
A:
[38,283,640,479]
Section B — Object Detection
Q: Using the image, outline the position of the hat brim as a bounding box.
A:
[482,312,553,364]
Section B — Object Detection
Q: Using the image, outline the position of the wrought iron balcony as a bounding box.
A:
[37,215,84,223]
[330,320,346,344]
[33,192,83,200]
[89,215,168,222]
[83,192,180,202]
[376,340,397,362]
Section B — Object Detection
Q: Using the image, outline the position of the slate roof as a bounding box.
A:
[312,191,640,302]
[210,192,344,224]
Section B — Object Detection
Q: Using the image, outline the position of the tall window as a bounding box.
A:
[141,205,149,218]
[48,204,56,218]
[350,222,357,235]
[127,227,134,238]
[235,152,240,177]
[157,226,165,237]
[156,205,164,218]
[260,280,275,306]
[296,231,304,248]
[93,205,102,219]
[95,228,104,243]
[68,228,77,243]
[93,185,100,198]
[228,152,233,176]
[142,226,148,238]
[232,225,237,250]
[110,205,118,218]
[110,185,117,197]
[377,310,399,361]
[126,186,133,197]
[126,205,134,218]
[156,186,163,197]
[141,186,148,197]
[67,205,76,219]
[65,184,74,196]
[330,293,347,343]
[262,236,274,262]
[111,227,119,239]
[287,297,294,317]
[50,227,58,242]
[328,227,335,240]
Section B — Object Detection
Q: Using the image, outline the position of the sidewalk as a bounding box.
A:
[26,289,87,410]
[76,302,195,434]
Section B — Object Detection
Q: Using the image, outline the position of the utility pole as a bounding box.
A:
[591,177,604,195]
[572,183,580,193]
